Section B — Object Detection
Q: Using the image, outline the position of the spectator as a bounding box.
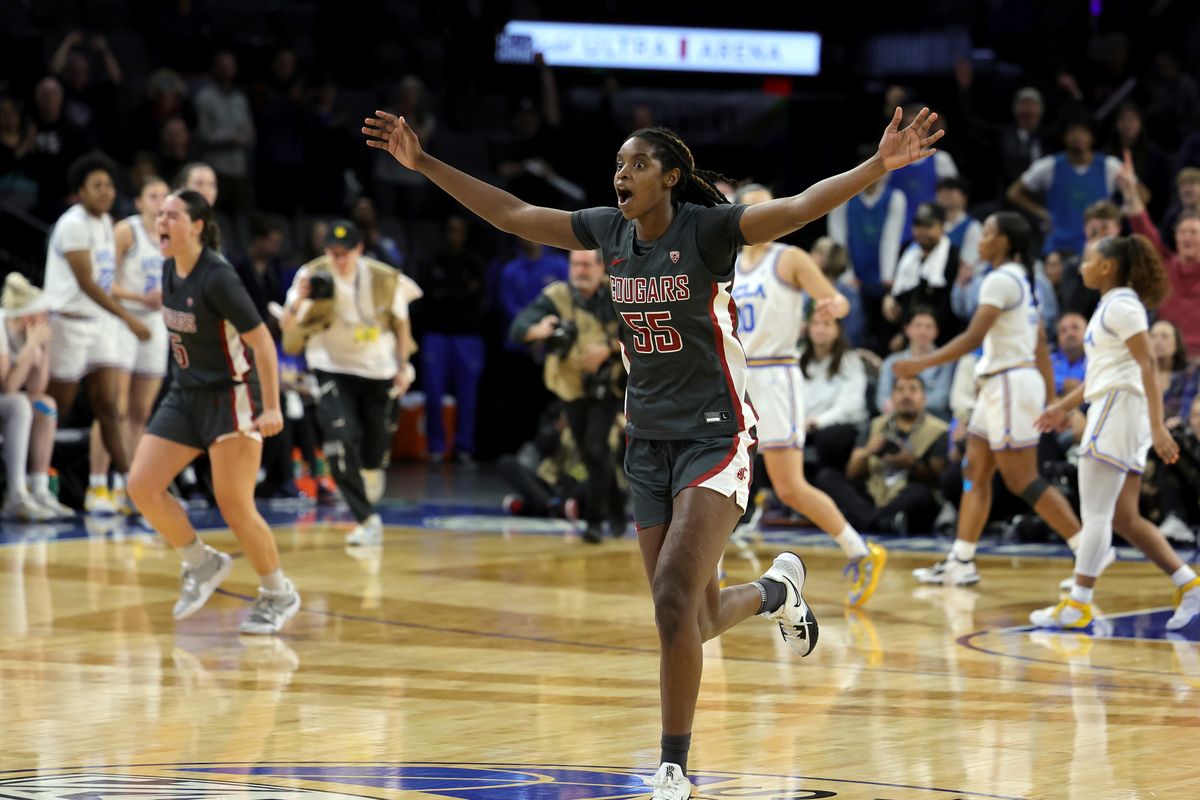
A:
[0,273,70,520]
[254,47,306,216]
[1106,103,1172,223]
[888,104,959,237]
[131,68,193,155]
[1050,312,1088,397]
[25,76,88,218]
[936,177,982,269]
[416,215,487,464]
[48,31,122,149]
[884,203,961,343]
[878,308,953,420]
[827,170,906,350]
[1145,51,1200,152]
[350,197,403,268]
[193,50,255,216]
[1120,155,1200,358]
[798,315,869,472]
[997,88,1049,197]
[498,238,568,344]
[810,237,864,346]
[1007,117,1125,256]
[1149,395,1200,544]
[301,218,330,263]
[373,76,437,217]
[156,116,193,185]
[0,94,37,211]
[814,375,949,535]
[1150,320,1199,427]
[303,75,349,214]
[1160,167,1200,250]
[233,214,287,338]
[1057,199,1122,316]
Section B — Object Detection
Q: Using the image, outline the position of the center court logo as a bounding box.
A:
[0,762,1029,800]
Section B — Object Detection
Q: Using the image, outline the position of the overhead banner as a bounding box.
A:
[496,21,821,76]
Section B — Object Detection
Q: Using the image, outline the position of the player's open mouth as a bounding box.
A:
[616,187,633,206]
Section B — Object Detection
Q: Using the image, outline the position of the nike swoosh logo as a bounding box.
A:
[782,575,801,606]
[610,257,626,266]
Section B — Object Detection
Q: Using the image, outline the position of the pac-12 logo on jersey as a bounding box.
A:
[670,250,681,263]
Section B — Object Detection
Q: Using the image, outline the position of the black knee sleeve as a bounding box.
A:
[1020,476,1050,507]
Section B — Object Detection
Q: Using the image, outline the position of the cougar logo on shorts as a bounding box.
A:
[737,467,748,482]
[669,250,681,263]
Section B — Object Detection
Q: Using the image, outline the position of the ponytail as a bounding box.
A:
[1098,234,1171,309]
[171,189,222,251]
[990,211,1037,305]
[629,127,730,207]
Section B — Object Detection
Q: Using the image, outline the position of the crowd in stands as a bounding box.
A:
[2,4,1200,541]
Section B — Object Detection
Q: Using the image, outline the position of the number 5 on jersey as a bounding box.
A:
[169,332,190,368]
[621,311,682,354]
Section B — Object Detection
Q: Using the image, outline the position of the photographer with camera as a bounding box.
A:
[510,248,624,543]
[279,220,419,546]
[814,375,949,535]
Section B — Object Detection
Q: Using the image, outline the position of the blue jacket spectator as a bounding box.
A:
[498,239,568,351]
[1050,311,1087,396]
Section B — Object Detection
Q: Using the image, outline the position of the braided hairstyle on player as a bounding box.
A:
[1097,234,1171,310]
[629,127,731,207]
[990,211,1037,305]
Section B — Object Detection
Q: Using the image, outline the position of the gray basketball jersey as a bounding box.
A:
[571,202,758,439]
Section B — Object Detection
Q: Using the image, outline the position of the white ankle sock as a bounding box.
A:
[950,539,976,562]
[30,473,49,495]
[177,538,209,568]
[112,473,126,490]
[89,473,107,489]
[834,524,869,560]
[1066,535,1081,553]
[261,569,288,593]
[1171,565,1198,589]
[1070,584,1094,604]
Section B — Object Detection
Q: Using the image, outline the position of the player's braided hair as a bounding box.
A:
[1098,234,1171,310]
[629,127,730,207]
[991,211,1038,306]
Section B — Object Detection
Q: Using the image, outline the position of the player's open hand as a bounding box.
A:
[126,315,151,342]
[1152,424,1180,465]
[878,107,943,171]
[253,407,284,438]
[891,358,921,380]
[363,111,425,170]
[1035,404,1068,433]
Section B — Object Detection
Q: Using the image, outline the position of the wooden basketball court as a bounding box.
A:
[1,516,1197,799]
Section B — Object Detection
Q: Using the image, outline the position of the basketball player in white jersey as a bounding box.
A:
[1032,234,1199,629]
[732,185,887,607]
[85,176,171,514]
[895,212,1101,586]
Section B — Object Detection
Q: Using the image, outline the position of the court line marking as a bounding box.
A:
[0,760,1032,800]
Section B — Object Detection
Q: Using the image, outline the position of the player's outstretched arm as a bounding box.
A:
[363,111,583,251]
[740,107,943,245]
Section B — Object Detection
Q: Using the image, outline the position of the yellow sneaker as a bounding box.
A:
[84,486,117,515]
[1167,577,1200,631]
[845,542,887,608]
[1029,597,1094,629]
[112,486,135,516]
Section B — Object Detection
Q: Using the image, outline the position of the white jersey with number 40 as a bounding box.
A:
[732,243,805,359]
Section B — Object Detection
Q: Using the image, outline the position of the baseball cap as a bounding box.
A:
[912,202,946,227]
[325,220,363,248]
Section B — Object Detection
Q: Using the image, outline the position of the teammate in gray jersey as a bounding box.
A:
[127,190,300,636]
[366,105,943,800]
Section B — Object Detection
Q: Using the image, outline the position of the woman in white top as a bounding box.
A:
[733,186,886,608]
[1033,235,1199,630]
[894,212,1086,586]
[85,176,170,514]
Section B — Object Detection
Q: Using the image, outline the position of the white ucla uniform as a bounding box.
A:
[42,204,132,380]
[115,215,169,377]
[733,244,806,449]
[967,262,1045,449]
[1080,287,1152,473]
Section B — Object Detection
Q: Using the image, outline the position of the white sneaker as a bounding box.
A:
[84,486,117,515]
[1167,578,1200,631]
[173,549,234,620]
[759,552,820,657]
[240,581,301,635]
[643,763,692,800]
[1160,514,1196,545]
[2,492,56,522]
[1059,546,1117,592]
[361,468,386,504]
[913,557,980,586]
[346,513,383,546]
[30,489,74,520]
